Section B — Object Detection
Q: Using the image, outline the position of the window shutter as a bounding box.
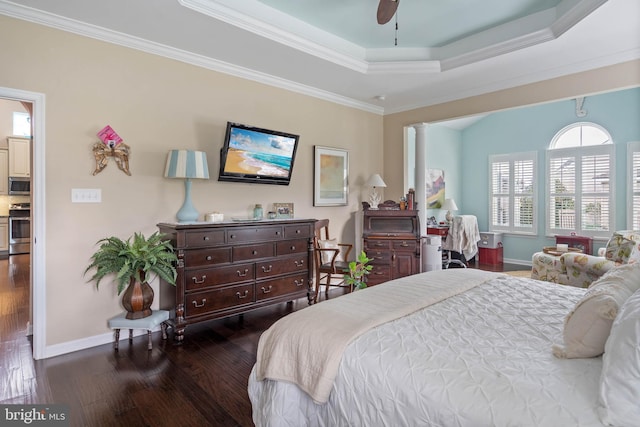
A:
[631,144,640,230]
[514,159,534,228]
[489,153,536,234]
[549,155,576,231]
[491,161,510,227]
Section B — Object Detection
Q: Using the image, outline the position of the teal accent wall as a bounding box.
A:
[426,125,462,224]
[432,87,640,264]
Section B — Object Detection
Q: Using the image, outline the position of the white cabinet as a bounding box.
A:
[8,137,31,178]
[0,217,8,252]
[0,149,7,195]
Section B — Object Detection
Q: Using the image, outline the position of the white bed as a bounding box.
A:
[248,269,608,427]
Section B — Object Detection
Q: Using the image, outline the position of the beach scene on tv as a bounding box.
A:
[224,127,297,177]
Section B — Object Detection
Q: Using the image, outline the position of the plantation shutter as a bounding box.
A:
[630,143,640,230]
[547,145,613,238]
[491,160,510,228]
[489,152,536,234]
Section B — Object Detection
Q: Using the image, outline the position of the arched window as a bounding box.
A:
[546,122,614,238]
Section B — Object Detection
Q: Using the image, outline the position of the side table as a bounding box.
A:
[108,310,170,351]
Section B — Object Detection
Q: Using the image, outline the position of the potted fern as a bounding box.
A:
[84,231,178,319]
[344,251,373,291]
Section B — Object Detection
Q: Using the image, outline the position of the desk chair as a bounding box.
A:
[442,215,480,268]
[313,219,353,302]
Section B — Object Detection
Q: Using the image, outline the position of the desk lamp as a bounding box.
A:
[366,174,387,209]
[441,198,458,225]
[164,150,209,222]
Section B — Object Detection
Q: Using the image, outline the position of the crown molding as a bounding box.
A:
[180,0,609,74]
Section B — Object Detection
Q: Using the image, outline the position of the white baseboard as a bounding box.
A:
[42,325,164,359]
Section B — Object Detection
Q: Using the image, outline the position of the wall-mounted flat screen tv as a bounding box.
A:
[218,122,300,185]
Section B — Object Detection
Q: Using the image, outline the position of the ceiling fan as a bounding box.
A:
[377,0,399,25]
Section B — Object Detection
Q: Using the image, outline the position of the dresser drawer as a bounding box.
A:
[184,283,254,318]
[228,226,283,243]
[233,243,275,261]
[368,265,391,285]
[276,238,308,256]
[256,255,308,279]
[364,239,391,250]
[368,250,391,264]
[284,224,312,239]
[185,229,226,248]
[184,247,232,268]
[392,240,418,251]
[256,273,308,301]
[185,263,254,291]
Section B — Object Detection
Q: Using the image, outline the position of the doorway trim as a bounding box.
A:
[1,86,46,360]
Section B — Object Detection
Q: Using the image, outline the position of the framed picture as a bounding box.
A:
[314,146,348,206]
[273,203,294,219]
[426,169,445,208]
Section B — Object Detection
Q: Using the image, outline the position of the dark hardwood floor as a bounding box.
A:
[0,254,526,426]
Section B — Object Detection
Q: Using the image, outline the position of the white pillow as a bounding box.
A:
[598,288,640,426]
[552,262,640,359]
[317,239,344,265]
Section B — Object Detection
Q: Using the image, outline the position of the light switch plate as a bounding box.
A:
[71,188,101,203]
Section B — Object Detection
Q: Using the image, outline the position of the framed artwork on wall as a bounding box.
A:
[426,169,445,208]
[314,146,348,206]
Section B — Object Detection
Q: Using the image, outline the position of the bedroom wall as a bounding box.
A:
[425,126,462,224]
[0,15,382,353]
[460,87,640,262]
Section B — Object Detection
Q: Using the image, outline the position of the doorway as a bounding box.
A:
[0,86,45,359]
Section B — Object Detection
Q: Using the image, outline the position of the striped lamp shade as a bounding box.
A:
[164,150,210,179]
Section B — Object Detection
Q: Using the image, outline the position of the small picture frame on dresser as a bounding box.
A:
[273,203,294,219]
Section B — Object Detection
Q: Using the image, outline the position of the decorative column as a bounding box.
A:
[413,123,428,235]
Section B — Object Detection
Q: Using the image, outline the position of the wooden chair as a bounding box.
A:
[313,219,353,302]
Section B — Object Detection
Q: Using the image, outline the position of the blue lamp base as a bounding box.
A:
[176,178,199,222]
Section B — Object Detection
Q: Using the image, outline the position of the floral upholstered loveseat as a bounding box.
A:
[531,230,640,288]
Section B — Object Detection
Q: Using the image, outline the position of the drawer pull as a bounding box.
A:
[294,259,304,267]
[237,269,249,277]
[261,285,273,294]
[261,265,273,273]
[294,279,305,287]
[275,231,280,235]
[230,234,235,239]
[295,229,301,234]
[203,236,210,241]
[290,245,296,251]
[193,299,207,308]
[236,290,249,299]
[206,255,212,261]
[192,275,206,284]
[400,242,409,247]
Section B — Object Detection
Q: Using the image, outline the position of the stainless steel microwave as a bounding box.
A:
[9,177,30,195]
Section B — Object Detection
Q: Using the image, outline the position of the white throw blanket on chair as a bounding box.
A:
[443,215,481,260]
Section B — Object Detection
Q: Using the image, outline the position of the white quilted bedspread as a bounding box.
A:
[248,272,605,427]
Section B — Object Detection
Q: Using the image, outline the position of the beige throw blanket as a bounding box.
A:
[255,268,497,403]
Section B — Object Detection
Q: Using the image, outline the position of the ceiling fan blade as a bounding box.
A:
[377,0,399,25]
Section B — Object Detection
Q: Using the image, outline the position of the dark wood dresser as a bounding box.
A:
[362,208,421,286]
[157,219,315,342]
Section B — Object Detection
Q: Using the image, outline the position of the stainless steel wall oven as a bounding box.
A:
[9,203,30,255]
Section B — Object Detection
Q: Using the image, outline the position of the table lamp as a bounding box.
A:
[164,150,209,222]
[441,198,458,225]
[366,174,387,209]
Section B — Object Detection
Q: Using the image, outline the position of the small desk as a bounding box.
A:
[427,226,449,237]
[108,310,170,351]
